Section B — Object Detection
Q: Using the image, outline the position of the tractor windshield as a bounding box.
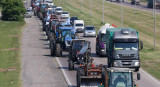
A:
[109,72,133,87]
[61,30,72,41]
[73,41,85,51]
[101,34,106,42]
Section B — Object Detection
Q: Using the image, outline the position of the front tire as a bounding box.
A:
[68,60,74,70]
[77,68,81,87]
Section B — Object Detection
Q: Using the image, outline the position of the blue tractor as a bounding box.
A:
[50,18,77,57]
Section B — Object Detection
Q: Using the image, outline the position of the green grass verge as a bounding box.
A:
[0,21,25,87]
[54,0,160,79]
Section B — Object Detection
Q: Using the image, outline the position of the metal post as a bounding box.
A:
[154,0,156,49]
[103,0,104,23]
[153,0,154,18]
[121,5,123,27]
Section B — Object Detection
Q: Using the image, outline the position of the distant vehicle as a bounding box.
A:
[147,0,160,8]
[55,7,63,15]
[47,1,54,6]
[83,26,96,37]
[74,20,84,33]
[51,5,57,10]
[110,0,117,2]
[116,0,124,3]
[61,12,70,19]
[131,0,140,5]
[96,23,115,57]
[70,17,78,25]
[24,9,32,18]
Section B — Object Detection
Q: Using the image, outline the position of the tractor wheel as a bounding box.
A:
[77,68,81,87]
[68,59,74,70]
[50,39,55,56]
[55,43,62,57]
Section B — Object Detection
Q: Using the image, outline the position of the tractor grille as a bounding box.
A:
[118,54,135,59]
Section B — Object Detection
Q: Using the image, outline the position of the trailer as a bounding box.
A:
[96,23,115,57]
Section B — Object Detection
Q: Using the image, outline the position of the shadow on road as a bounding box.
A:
[39,38,47,41]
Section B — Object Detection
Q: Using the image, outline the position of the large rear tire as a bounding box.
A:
[50,39,55,56]
[55,43,62,57]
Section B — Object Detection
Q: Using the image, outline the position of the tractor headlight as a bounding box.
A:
[77,58,79,60]
[134,62,139,66]
[82,57,84,60]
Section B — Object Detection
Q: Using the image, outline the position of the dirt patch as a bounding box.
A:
[0,67,16,72]
[8,35,19,37]
[0,48,19,51]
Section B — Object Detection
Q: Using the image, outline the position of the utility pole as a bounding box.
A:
[153,0,154,18]
[153,0,156,49]
[135,1,137,13]
[103,0,104,23]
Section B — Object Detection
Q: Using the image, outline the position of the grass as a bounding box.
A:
[54,0,160,79]
[0,21,25,87]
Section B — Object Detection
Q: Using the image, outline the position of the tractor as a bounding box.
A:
[68,39,91,70]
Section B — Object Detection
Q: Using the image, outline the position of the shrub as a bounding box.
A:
[1,0,26,21]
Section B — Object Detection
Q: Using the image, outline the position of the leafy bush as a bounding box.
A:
[1,0,26,21]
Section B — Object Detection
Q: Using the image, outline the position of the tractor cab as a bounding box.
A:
[103,68,140,87]
[58,26,76,48]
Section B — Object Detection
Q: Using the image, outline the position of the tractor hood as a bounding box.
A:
[65,36,72,41]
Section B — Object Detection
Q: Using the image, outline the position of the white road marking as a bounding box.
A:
[140,69,160,85]
[55,57,72,86]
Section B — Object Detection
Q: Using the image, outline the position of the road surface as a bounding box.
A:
[21,0,67,87]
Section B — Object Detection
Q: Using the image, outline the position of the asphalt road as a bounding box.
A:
[21,0,67,87]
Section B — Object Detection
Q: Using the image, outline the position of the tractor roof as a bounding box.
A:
[109,68,132,72]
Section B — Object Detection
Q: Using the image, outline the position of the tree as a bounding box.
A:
[1,0,25,21]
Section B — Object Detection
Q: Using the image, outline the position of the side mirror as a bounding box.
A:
[137,73,140,80]
[139,41,143,50]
